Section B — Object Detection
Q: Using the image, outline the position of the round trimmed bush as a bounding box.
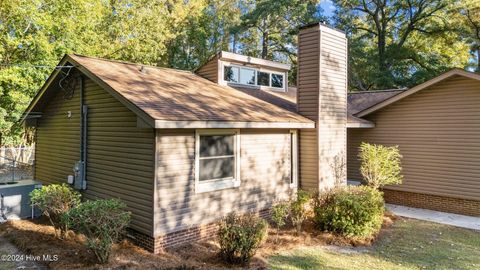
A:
[314,186,384,237]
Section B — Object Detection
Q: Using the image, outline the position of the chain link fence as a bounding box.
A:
[0,147,35,184]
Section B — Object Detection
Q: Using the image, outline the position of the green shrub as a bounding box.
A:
[290,190,311,234]
[271,202,289,241]
[63,199,131,264]
[217,212,268,265]
[29,183,81,237]
[359,142,403,189]
[314,186,384,237]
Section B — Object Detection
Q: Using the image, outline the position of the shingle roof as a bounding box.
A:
[68,54,313,125]
[347,89,406,115]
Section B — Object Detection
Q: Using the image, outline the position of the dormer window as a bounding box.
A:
[239,68,256,85]
[271,73,284,88]
[222,64,286,91]
[224,66,239,83]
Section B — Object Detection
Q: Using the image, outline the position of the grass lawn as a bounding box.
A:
[268,218,480,270]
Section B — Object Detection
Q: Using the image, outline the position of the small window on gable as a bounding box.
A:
[257,71,270,86]
[195,130,240,193]
[271,73,284,88]
[224,66,239,83]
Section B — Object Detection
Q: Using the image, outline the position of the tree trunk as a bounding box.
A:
[378,31,387,71]
[261,30,269,59]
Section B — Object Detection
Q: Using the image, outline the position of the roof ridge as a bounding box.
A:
[69,53,193,74]
[348,89,407,94]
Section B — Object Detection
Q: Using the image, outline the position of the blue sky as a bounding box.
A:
[320,0,335,18]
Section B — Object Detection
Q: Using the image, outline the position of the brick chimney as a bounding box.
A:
[297,23,347,192]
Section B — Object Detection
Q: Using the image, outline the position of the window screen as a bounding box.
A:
[199,135,235,181]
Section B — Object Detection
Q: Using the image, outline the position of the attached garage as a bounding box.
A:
[347,69,480,217]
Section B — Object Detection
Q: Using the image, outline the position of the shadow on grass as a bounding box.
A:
[369,218,480,270]
[269,218,480,270]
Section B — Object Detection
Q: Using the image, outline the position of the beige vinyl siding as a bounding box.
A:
[297,26,320,190]
[35,83,81,183]
[83,78,155,235]
[154,129,292,236]
[317,26,348,191]
[195,57,219,83]
[35,75,155,235]
[347,75,480,201]
[297,25,347,191]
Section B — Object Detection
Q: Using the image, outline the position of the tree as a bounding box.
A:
[0,0,210,144]
[358,142,403,189]
[333,0,470,91]
[457,0,480,72]
[233,0,322,85]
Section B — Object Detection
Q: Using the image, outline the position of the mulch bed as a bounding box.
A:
[0,213,397,269]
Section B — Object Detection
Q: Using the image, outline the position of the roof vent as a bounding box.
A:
[139,66,147,74]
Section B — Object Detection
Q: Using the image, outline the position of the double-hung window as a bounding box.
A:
[195,130,240,193]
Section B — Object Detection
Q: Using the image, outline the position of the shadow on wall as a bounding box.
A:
[315,42,348,190]
[155,130,293,236]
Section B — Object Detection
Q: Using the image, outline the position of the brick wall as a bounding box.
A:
[127,208,271,253]
[384,189,480,217]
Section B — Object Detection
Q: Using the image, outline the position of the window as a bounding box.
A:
[195,130,240,193]
[271,73,284,88]
[222,64,286,90]
[290,130,298,188]
[224,66,239,83]
[240,68,256,85]
[257,71,270,86]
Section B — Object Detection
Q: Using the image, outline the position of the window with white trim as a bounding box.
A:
[222,64,286,90]
[290,130,298,188]
[195,130,240,193]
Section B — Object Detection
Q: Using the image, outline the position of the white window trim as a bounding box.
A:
[195,129,241,193]
[220,61,286,91]
[290,130,298,188]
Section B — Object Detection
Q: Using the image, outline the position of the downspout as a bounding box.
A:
[75,75,88,190]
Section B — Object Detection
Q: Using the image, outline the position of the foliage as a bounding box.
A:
[332,0,470,91]
[29,183,81,237]
[457,0,480,72]
[217,212,268,265]
[313,186,384,237]
[289,190,311,234]
[358,142,403,189]
[234,0,322,85]
[271,201,289,241]
[63,198,131,264]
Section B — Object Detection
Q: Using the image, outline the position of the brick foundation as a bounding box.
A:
[384,189,480,217]
[127,208,271,253]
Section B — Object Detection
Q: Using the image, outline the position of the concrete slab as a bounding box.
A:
[386,204,480,231]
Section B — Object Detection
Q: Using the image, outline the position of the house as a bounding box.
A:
[347,69,480,217]
[22,23,348,252]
